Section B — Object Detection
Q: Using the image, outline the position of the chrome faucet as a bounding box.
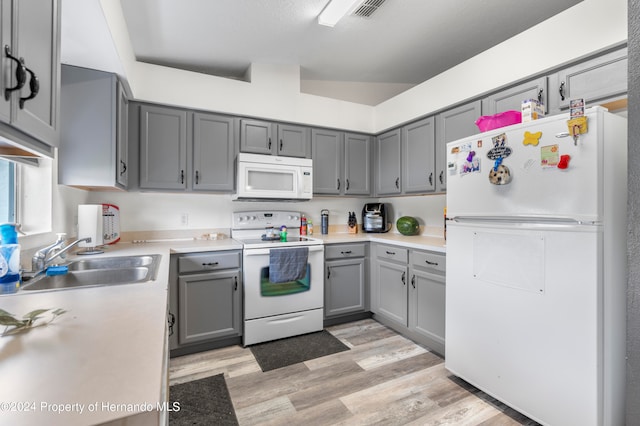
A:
[31,234,92,273]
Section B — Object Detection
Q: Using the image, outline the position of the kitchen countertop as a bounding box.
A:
[313,232,446,253]
[0,238,241,426]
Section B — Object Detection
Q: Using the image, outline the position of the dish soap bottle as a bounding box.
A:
[300,215,307,236]
[307,219,313,235]
[0,223,20,294]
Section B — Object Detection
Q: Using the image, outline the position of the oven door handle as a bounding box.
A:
[243,245,324,256]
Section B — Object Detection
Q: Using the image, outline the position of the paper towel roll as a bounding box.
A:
[78,204,104,248]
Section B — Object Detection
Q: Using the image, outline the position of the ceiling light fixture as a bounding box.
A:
[318,0,364,27]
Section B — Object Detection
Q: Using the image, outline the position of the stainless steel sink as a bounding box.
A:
[21,254,162,292]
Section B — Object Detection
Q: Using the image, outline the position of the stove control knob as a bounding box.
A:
[243,216,250,221]
[251,216,257,220]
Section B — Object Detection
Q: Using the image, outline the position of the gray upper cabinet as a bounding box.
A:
[402,117,436,194]
[344,133,371,195]
[0,0,59,154]
[482,77,547,115]
[375,128,402,196]
[239,119,272,155]
[137,103,235,192]
[312,129,342,195]
[192,112,234,192]
[240,118,310,158]
[139,104,188,190]
[548,47,627,114]
[313,129,371,196]
[116,84,129,188]
[435,100,482,192]
[59,66,128,190]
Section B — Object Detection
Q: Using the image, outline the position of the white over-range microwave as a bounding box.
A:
[233,153,313,201]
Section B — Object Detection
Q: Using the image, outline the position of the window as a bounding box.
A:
[0,158,16,223]
[0,156,52,234]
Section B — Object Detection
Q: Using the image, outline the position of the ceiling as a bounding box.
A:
[118,0,583,105]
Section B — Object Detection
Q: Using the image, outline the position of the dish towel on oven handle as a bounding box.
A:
[269,247,309,283]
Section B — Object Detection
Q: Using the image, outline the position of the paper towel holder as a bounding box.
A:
[77,204,105,255]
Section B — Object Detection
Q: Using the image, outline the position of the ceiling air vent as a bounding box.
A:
[351,0,386,18]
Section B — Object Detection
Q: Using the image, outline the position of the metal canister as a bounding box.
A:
[321,209,329,234]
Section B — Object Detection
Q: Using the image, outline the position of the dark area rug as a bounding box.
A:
[169,373,238,426]
[250,330,350,372]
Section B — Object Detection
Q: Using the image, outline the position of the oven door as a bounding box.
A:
[243,245,324,320]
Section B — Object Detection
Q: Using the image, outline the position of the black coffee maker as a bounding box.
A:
[362,203,390,233]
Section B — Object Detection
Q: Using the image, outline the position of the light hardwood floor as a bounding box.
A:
[169,319,539,425]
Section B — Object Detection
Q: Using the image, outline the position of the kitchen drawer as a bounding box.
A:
[411,250,445,275]
[325,243,366,260]
[178,251,241,274]
[375,244,408,263]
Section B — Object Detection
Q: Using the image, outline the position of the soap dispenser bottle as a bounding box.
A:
[0,223,20,294]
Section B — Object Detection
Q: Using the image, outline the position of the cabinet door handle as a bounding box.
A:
[234,276,238,291]
[337,178,340,190]
[411,275,416,289]
[395,177,400,189]
[202,261,219,267]
[180,170,184,184]
[537,88,544,103]
[120,160,127,176]
[428,172,433,186]
[19,65,39,109]
[346,179,350,191]
[340,250,352,255]
[386,250,396,255]
[168,312,175,336]
[425,259,439,266]
[280,139,283,151]
[559,81,565,101]
[401,271,406,285]
[4,45,26,101]
[195,170,199,185]
[439,170,444,184]
[268,138,272,150]
[327,267,331,279]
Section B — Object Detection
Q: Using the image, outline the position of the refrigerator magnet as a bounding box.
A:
[523,131,542,146]
[540,144,560,168]
[487,133,512,160]
[488,162,511,185]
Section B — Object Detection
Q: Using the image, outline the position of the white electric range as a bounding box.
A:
[231,211,324,345]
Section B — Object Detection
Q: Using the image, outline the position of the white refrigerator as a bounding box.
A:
[445,106,626,426]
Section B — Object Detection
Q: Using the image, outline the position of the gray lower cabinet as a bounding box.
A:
[0,0,59,155]
[372,244,409,324]
[482,77,547,115]
[313,129,371,196]
[169,251,242,354]
[548,47,627,114]
[371,243,446,354]
[137,103,234,192]
[59,65,128,189]
[240,118,310,158]
[435,100,482,193]
[409,250,445,354]
[324,243,367,318]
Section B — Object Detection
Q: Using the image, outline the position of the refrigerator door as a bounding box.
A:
[446,107,626,223]
[445,220,601,426]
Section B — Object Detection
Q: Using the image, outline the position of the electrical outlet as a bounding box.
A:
[181,213,189,226]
